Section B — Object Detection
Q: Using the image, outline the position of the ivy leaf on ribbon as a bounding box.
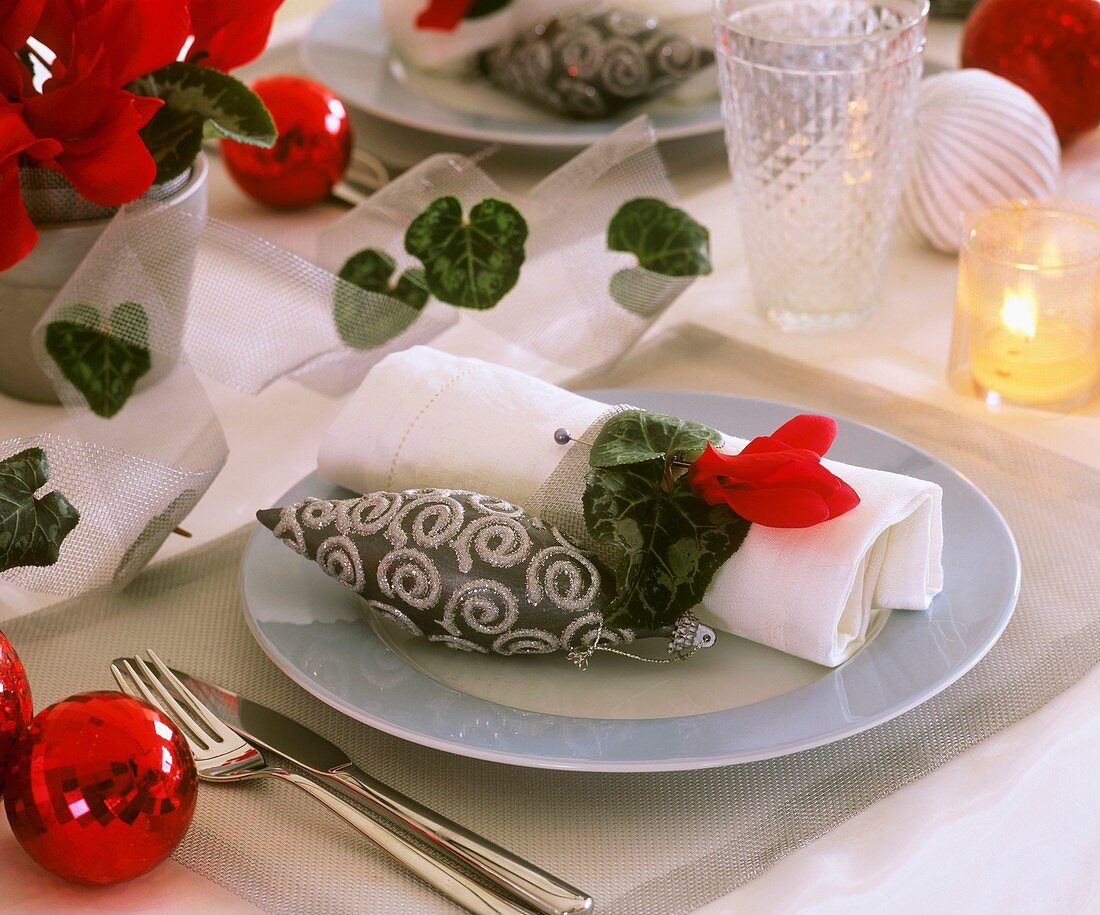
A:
[404,196,528,311]
[114,490,197,584]
[582,409,746,631]
[45,301,152,419]
[133,61,276,183]
[0,447,80,574]
[334,248,430,349]
[583,461,748,632]
[589,410,722,469]
[607,198,712,277]
[466,0,513,16]
[607,197,711,313]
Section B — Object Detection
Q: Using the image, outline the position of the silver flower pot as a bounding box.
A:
[0,156,209,404]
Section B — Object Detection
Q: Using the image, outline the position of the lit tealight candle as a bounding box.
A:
[970,285,1097,406]
[949,201,1100,412]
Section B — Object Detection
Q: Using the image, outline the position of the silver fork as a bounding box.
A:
[111,651,533,915]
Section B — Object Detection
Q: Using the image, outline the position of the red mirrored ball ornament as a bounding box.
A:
[222,74,353,208]
[961,0,1100,144]
[0,630,32,800]
[3,691,198,885]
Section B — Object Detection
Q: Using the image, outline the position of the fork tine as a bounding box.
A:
[110,660,139,698]
[144,649,233,741]
[128,657,212,748]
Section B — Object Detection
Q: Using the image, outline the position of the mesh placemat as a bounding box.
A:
[6,336,1100,914]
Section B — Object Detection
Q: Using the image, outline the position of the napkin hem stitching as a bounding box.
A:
[384,364,482,490]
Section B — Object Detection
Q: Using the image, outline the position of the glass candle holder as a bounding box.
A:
[948,200,1100,411]
[714,0,928,333]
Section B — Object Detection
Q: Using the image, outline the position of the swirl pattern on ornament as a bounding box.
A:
[268,490,631,656]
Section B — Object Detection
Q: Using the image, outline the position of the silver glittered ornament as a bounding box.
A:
[258,488,715,663]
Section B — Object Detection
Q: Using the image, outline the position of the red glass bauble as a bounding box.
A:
[961,0,1100,144]
[0,630,32,800]
[222,75,353,208]
[3,691,197,885]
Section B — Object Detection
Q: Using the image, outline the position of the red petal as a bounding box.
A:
[0,0,45,49]
[40,0,188,86]
[756,459,843,493]
[30,82,157,202]
[0,102,35,157]
[105,0,189,85]
[721,486,832,528]
[825,476,860,519]
[33,0,76,66]
[56,123,155,203]
[414,0,476,31]
[771,414,837,456]
[0,42,32,95]
[187,0,281,72]
[0,154,38,269]
[22,72,111,136]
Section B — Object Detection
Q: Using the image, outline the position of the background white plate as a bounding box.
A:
[300,0,724,148]
[240,390,1020,771]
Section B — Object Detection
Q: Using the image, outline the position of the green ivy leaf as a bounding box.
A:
[0,447,80,574]
[334,249,430,350]
[466,0,513,18]
[134,61,276,183]
[583,460,748,631]
[114,490,197,584]
[589,409,721,469]
[608,267,667,317]
[607,197,712,278]
[582,408,743,631]
[45,301,152,419]
[404,196,528,311]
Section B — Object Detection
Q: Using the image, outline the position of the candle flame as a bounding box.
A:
[1001,290,1038,340]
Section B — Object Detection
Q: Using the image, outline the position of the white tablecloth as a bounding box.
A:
[2,12,1099,914]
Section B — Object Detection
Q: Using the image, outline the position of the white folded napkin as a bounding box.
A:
[383,0,563,73]
[319,347,944,667]
[383,0,714,73]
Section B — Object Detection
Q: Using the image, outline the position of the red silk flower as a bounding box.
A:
[687,414,860,529]
[186,0,285,72]
[415,0,476,31]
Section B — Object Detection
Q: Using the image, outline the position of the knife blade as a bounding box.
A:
[172,669,592,915]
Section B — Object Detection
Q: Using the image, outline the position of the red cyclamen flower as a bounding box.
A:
[186,0,285,72]
[687,415,860,528]
[414,0,477,31]
[0,0,186,269]
[37,0,190,86]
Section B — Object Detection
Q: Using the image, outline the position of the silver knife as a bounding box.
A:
[173,669,592,915]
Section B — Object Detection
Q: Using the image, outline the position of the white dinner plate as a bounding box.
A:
[240,390,1020,771]
[300,0,724,149]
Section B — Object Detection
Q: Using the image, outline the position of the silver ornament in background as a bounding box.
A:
[257,488,716,661]
[480,4,715,119]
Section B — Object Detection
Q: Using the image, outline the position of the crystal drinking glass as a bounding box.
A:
[715,0,928,332]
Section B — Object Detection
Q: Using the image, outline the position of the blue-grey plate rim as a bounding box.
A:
[240,389,1021,771]
[300,0,724,148]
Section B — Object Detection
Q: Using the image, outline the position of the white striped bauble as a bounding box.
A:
[902,69,1061,254]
